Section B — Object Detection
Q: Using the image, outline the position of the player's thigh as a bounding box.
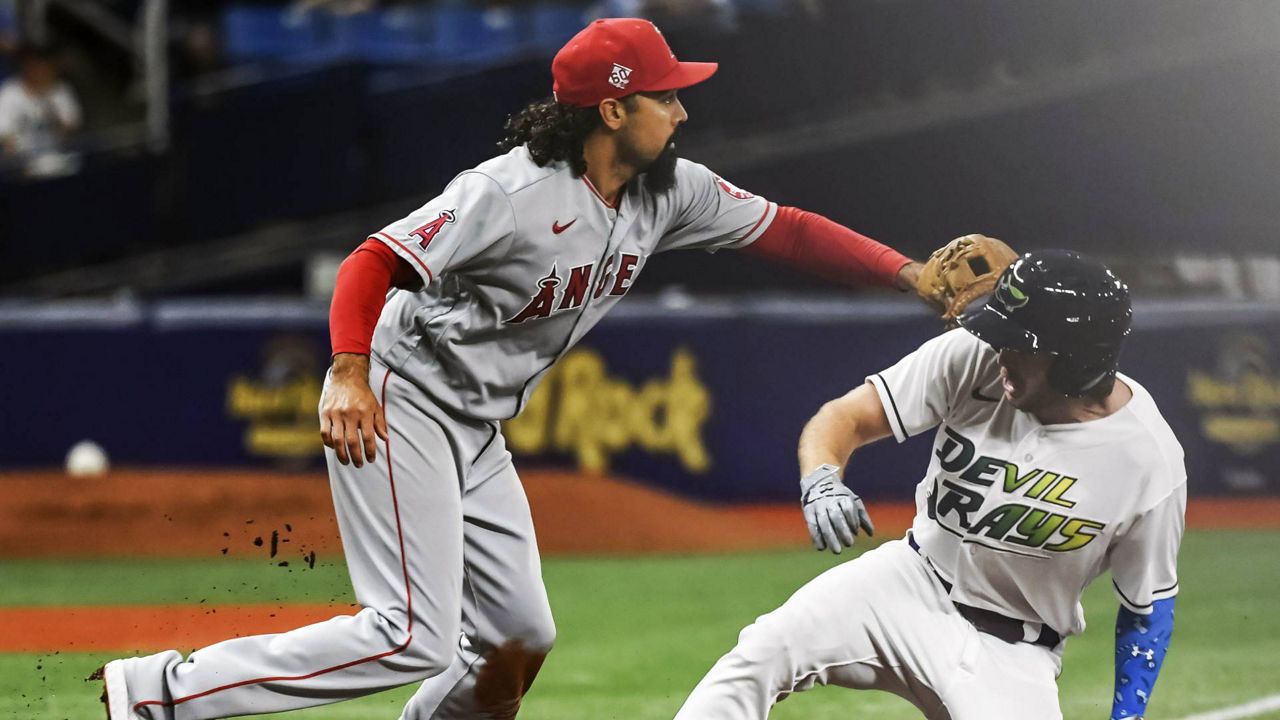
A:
[939,634,1061,720]
[739,540,961,686]
[457,430,554,648]
[325,361,466,625]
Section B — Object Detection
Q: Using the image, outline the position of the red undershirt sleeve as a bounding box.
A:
[330,239,420,356]
[743,205,912,288]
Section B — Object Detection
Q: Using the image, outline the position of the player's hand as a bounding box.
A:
[319,353,389,468]
[800,464,874,554]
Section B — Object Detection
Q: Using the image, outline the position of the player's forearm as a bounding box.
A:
[798,383,894,475]
[798,403,859,473]
[1111,597,1175,720]
[744,206,915,289]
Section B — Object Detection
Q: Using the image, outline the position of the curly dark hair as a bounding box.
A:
[498,96,634,177]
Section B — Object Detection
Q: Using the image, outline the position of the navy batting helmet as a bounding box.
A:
[958,250,1132,398]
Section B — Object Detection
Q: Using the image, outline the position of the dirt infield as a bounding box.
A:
[0,604,354,653]
[0,468,817,558]
[0,469,1275,560]
[0,469,1277,653]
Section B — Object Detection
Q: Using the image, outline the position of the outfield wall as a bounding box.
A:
[2,297,1278,501]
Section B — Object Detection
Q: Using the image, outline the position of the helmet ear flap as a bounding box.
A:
[1048,355,1118,398]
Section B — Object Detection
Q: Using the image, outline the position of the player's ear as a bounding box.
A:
[597,98,627,130]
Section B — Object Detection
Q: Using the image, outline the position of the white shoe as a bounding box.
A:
[89,659,137,720]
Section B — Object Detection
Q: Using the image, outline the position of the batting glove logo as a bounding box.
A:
[800,465,875,554]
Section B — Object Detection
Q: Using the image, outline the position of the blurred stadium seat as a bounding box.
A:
[527,2,591,55]
[434,5,524,66]
[4,0,1279,296]
[222,4,340,65]
[230,4,545,68]
[333,7,442,65]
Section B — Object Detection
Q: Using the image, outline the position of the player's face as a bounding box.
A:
[996,349,1057,411]
[620,90,688,167]
[20,57,57,90]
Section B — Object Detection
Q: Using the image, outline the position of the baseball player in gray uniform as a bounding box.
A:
[675,251,1185,719]
[94,18,928,720]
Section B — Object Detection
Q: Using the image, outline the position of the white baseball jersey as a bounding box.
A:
[0,77,80,156]
[867,328,1186,637]
[369,145,776,421]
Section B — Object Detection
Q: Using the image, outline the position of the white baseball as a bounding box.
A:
[65,440,110,477]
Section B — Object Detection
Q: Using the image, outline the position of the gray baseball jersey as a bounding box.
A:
[370,144,777,420]
[102,148,780,719]
[868,328,1186,635]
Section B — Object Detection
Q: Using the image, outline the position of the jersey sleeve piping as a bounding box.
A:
[868,373,909,443]
[726,201,777,249]
[1109,468,1185,615]
[373,171,516,284]
[372,231,435,283]
[1112,578,1179,614]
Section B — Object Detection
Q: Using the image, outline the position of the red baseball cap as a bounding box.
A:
[552,18,718,108]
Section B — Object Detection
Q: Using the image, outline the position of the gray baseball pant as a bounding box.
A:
[115,359,554,719]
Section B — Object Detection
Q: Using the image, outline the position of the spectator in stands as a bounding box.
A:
[0,0,16,76]
[0,42,82,178]
[290,0,375,18]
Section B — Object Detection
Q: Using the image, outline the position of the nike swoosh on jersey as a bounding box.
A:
[552,219,577,234]
[971,387,1000,402]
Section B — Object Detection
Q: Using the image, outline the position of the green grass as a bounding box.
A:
[2,530,1278,719]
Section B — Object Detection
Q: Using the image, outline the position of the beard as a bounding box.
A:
[641,137,680,194]
[619,130,680,194]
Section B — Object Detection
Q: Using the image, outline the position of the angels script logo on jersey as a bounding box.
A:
[609,63,633,90]
[926,427,1108,553]
[504,253,645,324]
[410,210,456,250]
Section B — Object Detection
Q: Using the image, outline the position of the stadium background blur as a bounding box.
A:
[0,2,1279,719]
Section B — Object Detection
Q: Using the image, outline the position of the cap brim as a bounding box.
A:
[644,61,718,92]
[957,302,1041,352]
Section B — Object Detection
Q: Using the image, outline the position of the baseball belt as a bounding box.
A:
[907,532,1062,649]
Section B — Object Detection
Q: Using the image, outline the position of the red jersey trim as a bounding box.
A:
[582,177,621,209]
[375,232,435,283]
[733,201,777,245]
[134,369,416,713]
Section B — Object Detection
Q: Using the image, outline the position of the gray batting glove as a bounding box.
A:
[800,464,875,554]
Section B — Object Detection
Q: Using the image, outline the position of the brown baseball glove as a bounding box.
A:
[916,234,1021,325]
